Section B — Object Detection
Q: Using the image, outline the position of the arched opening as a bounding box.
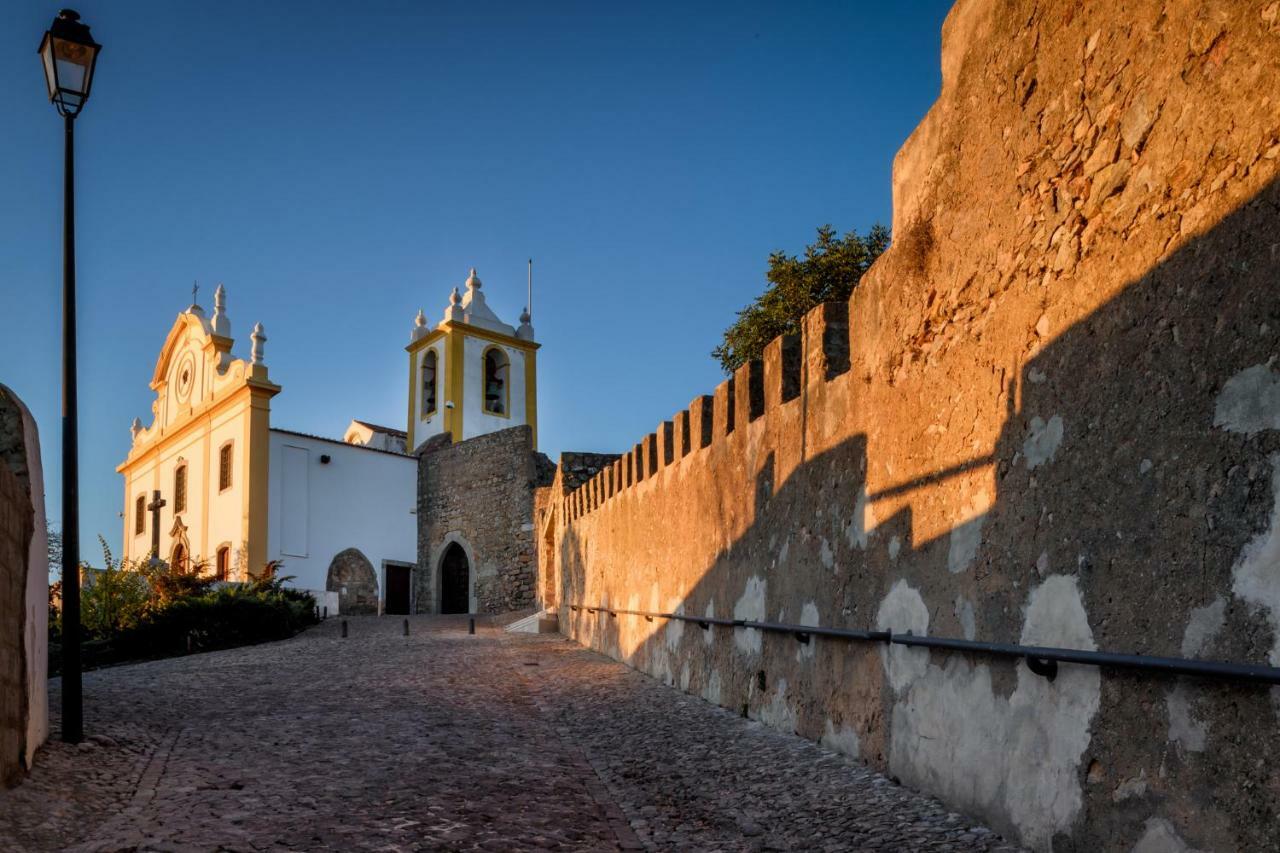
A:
[170,542,188,575]
[482,347,509,416]
[421,349,438,416]
[440,542,470,614]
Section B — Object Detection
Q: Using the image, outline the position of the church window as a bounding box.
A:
[215,546,230,581]
[135,494,146,535]
[421,350,438,416]
[483,347,509,416]
[219,442,233,492]
[174,463,187,513]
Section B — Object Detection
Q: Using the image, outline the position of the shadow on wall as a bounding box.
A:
[561,178,1280,851]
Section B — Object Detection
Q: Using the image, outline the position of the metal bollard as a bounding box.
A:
[341,619,348,638]
[468,616,475,635]
[323,606,328,620]
[403,618,409,637]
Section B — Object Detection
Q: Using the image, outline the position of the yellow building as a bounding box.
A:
[405,268,539,452]
[117,286,277,579]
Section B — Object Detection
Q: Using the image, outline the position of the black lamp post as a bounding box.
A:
[39,8,101,745]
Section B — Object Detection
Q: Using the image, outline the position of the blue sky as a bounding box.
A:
[1,1,950,557]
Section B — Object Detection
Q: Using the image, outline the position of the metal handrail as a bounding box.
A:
[567,603,1280,686]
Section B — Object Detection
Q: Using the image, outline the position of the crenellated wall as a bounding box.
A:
[550,1,1280,849]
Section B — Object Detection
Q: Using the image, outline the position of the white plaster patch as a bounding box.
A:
[757,678,797,734]
[1111,771,1147,802]
[1229,454,1280,665]
[778,536,790,565]
[888,536,901,561]
[819,538,835,570]
[947,511,987,574]
[797,601,820,662]
[846,486,877,549]
[878,576,1101,850]
[1139,458,1153,474]
[733,576,767,654]
[1022,414,1065,469]
[702,669,722,705]
[954,596,976,641]
[679,660,692,692]
[875,580,930,693]
[1036,551,1050,577]
[703,600,716,646]
[1214,363,1280,434]
[665,600,685,652]
[1164,596,1226,753]
[1131,817,1204,853]
[821,719,860,759]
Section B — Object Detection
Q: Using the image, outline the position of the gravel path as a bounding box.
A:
[1,616,1021,851]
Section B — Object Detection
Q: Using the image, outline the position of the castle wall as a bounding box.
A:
[0,385,48,787]
[416,425,542,614]
[552,2,1280,849]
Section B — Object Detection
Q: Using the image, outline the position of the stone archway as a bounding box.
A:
[439,542,470,614]
[326,548,379,614]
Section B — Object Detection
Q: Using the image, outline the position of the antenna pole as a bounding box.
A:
[527,258,533,320]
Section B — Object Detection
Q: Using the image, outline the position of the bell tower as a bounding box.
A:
[405,268,539,452]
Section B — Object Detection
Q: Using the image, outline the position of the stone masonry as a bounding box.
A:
[0,385,47,788]
[550,2,1280,850]
[416,425,554,614]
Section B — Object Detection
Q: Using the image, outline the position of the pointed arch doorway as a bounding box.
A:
[440,542,470,614]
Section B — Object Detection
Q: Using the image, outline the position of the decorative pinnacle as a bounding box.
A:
[449,287,461,305]
[465,267,481,289]
[414,308,426,327]
[250,322,266,365]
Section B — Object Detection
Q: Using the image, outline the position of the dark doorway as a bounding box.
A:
[385,563,411,615]
[440,543,470,614]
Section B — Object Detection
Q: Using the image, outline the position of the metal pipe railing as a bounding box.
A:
[567,604,1280,686]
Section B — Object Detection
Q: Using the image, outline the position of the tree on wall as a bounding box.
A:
[713,224,890,374]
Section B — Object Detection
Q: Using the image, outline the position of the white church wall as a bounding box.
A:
[462,337,527,441]
[266,430,416,610]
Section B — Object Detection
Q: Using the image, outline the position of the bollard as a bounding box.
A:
[323,606,328,620]
[314,605,320,621]
[186,633,193,654]
[341,619,348,638]
[403,618,409,637]
[468,616,475,635]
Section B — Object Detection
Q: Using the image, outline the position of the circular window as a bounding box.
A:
[175,354,196,403]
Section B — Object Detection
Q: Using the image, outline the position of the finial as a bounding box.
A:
[211,283,231,336]
[466,267,481,289]
[251,322,266,365]
[414,308,426,327]
[450,287,461,305]
[192,280,199,305]
[130,417,142,441]
[519,306,531,324]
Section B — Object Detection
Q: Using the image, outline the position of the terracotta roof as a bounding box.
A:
[349,419,407,437]
[270,428,412,458]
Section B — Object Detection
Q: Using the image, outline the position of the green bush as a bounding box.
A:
[47,542,318,674]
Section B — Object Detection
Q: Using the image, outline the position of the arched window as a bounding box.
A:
[134,494,146,536]
[421,349,438,416]
[215,545,230,581]
[218,441,233,492]
[482,347,509,416]
[173,463,187,514]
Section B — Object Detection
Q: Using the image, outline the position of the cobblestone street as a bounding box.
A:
[1,617,1020,851]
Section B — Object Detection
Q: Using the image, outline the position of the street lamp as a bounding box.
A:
[39,8,101,745]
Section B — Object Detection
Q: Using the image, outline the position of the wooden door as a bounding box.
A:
[385,564,411,615]
[440,544,470,614]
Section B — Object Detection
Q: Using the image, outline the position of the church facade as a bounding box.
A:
[118,269,542,617]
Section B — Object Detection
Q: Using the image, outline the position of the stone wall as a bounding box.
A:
[0,385,48,787]
[552,2,1280,850]
[416,425,550,614]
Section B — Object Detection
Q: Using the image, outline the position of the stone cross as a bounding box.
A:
[147,490,166,565]
[192,281,199,305]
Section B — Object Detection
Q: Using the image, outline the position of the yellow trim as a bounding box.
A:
[480,345,512,420]
[446,329,465,441]
[117,379,279,472]
[407,320,539,355]
[406,349,417,450]
[524,349,538,449]
[243,386,273,579]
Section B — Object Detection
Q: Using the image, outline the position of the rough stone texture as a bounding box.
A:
[417,425,546,614]
[0,616,1020,851]
[0,385,46,788]
[553,2,1280,850]
[325,547,379,615]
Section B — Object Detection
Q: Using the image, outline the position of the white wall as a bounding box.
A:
[462,336,527,440]
[266,430,417,607]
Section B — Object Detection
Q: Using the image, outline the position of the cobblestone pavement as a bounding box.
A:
[1,617,1022,852]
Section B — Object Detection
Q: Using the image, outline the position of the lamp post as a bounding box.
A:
[39,8,101,745]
